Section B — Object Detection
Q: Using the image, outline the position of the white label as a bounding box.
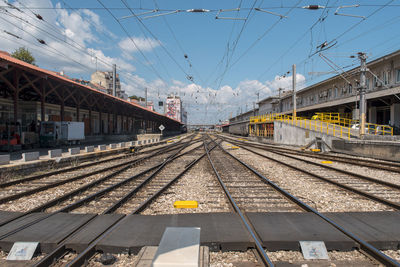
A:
[159,125,165,131]
[7,242,39,260]
[299,241,329,260]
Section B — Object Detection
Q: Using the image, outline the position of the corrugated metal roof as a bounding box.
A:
[0,52,182,124]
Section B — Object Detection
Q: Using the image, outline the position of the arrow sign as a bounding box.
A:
[159,125,165,131]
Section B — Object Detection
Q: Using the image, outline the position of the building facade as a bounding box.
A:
[91,71,127,100]
[254,50,400,133]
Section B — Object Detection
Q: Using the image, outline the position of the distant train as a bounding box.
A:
[225,120,249,136]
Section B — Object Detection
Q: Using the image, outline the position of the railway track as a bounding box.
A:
[0,133,399,266]
[30,137,218,266]
[0,138,192,204]
[221,134,400,173]
[207,135,400,267]
[223,137,400,212]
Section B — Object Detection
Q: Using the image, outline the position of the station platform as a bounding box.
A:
[0,211,399,254]
[0,134,183,174]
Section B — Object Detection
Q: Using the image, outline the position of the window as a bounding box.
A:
[334,86,338,98]
[397,69,400,83]
[348,83,352,94]
[383,71,388,85]
[366,78,370,90]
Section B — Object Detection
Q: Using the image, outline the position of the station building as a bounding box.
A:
[0,51,182,144]
[262,50,400,133]
[229,49,400,136]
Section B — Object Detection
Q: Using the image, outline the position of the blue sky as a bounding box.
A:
[0,0,399,123]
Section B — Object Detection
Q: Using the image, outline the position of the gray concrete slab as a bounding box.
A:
[135,246,209,267]
[85,146,94,153]
[152,227,200,267]
[96,213,253,254]
[109,144,117,149]
[68,147,80,155]
[0,213,94,253]
[325,212,400,250]
[0,154,10,165]
[98,144,106,151]
[22,152,39,162]
[48,149,62,158]
[247,212,356,251]
[66,214,124,253]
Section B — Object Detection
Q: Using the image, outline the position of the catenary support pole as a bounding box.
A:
[358,52,367,137]
[292,64,296,119]
[112,64,116,97]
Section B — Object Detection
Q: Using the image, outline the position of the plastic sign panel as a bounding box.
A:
[159,125,165,131]
[299,241,329,260]
[7,242,39,260]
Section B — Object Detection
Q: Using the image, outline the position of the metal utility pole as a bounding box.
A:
[255,92,260,103]
[358,52,367,137]
[112,64,116,97]
[278,88,283,113]
[253,102,256,116]
[292,64,297,119]
[145,87,148,108]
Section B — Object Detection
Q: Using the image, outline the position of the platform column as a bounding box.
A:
[107,112,110,134]
[390,103,400,128]
[99,111,102,134]
[13,70,20,124]
[89,108,92,135]
[41,79,45,122]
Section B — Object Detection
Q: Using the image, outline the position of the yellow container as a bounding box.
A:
[311,149,321,152]
[174,200,198,209]
[321,161,333,164]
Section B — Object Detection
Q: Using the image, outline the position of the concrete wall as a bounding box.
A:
[332,139,400,162]
[273,121,338,147]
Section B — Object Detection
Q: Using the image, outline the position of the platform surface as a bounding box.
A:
[66,213,124,252]
[0,211,399,255]
[0,212,94,253]
[96,213,253,253]
[247,211,400,251]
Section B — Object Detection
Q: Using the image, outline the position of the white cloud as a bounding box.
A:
[117,74,306,124]
[0,0,136,74]
[118,37,160,53]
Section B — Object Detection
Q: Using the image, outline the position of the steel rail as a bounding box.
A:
[0,141,190,228]
[0,140,194,204]
[229,139,400,190]
[33,136,200,267]
[0,142,192,238]
[0,135,191,188]
[103,141,213,214]
[62,139,218,267]
[58,142,207,214]
[229,141,400,210]
[204,137,274,267]
[215,137,400,267]
[221,134,400,172]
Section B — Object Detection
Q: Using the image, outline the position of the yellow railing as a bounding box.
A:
[250,112,394,139]
[365,122,394,135]
[279,115,352,140]
[312,112,357,127]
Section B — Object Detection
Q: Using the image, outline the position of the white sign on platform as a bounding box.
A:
[7,242,39,260]
[299,241,329,260]
[159,125,165,131]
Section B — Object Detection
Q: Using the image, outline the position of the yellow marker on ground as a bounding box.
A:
[174,200,198,209]
[167,140,174,143]
[321,161,333,164]
[230,146,240,149]
[311,148,321,152]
